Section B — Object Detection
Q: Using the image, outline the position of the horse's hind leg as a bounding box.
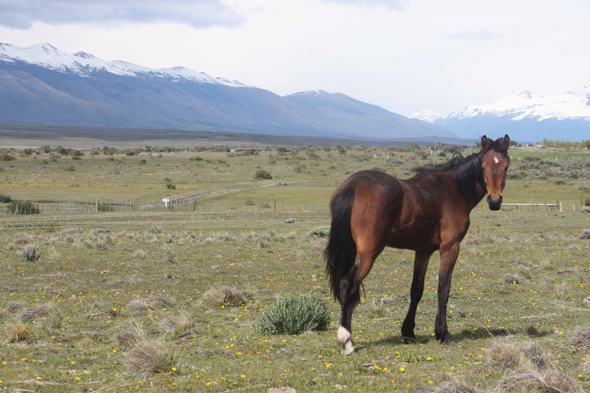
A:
[337,248,382,355]
[401,250,433,343]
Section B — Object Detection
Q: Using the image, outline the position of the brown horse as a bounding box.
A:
[325,135,510,355]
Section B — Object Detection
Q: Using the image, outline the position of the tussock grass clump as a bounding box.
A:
[114,321,143,345]
[519,341,550,368]
[202,286,249,307]
[570,328,590,352]
[555,281,570,299]
[305,226,330,240]
[3,301,25,314]
[499,370,577,393]
[19,243,40,261]
[128,296,174,312]
[6,321,34,342]
[258,239,270,248]
[504,273,527,284]
[310,241,325,254]
[21,302,56,322]
[159,315,191,333]
[257,293,330,335]
[295,251,307,262]
[487,342,524,373]
[125,339,179,377]
[133,249,146,259]
[431,380,478,393]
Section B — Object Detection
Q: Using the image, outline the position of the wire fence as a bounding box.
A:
[0,198,585,216]
[0,199,331,215]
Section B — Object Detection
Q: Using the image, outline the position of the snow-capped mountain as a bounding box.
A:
[409,109,444,124]
[432,87,590,141]
[0,42,245,86]
[0,42,452,140]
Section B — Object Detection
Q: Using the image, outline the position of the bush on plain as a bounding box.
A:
[257,293,330,335]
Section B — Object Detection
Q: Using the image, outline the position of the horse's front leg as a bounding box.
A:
[435,242,460,344]
[401,250,433,343]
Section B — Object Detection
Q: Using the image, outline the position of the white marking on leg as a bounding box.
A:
[354,255,360,267]
[337,325,355,355]
[337,325,351,345]
[342,339,355,355]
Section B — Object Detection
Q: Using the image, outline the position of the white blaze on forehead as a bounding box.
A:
[494,157,499,164]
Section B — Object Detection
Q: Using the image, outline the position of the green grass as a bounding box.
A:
[0,143,590,392]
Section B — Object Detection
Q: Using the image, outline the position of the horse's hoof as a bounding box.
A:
[402,336,417,344]
[441,335,457,346]
[342,346,355,356]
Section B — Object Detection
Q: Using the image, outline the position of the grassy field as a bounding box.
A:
[1,142,590,392]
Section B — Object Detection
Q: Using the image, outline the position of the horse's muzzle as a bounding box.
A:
[487,195,503,211]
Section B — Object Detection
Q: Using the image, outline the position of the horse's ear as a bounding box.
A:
[503,134,510,150]
[481,136,490,153]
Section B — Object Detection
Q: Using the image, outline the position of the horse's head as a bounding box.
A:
[481,135,510,211]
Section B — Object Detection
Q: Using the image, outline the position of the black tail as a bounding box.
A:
[324,186,358,305]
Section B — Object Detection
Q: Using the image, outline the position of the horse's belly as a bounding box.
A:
[387,223,440,251]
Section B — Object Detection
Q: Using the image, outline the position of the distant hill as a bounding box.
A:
[0,42,455,141]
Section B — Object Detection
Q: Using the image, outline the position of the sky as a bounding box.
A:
[1,0,589,117]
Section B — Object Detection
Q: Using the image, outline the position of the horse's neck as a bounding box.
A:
[449,170,487,212]
[464,182,487,212]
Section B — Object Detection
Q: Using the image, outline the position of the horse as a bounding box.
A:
[325,135,510,355]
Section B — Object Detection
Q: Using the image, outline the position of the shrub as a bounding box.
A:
[20,243,40,261]
[1,153,15,161]
[305,226,330,240]
[0,194,11,203]
[148,225,163,235]
[257,293,330,335]
[255,169,272,180]
[97,202,113,212]
[8,201,40,214]
[125,339,179,377]
[166,183,176,190]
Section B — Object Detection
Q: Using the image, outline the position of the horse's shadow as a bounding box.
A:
[358,327,551,351]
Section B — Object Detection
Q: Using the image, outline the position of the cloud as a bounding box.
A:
[448,30,502,41]
[320,0,407,10]
[0,0,246,30]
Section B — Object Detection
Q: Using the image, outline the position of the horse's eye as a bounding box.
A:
[481,167,486,172]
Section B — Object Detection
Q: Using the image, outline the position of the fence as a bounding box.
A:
[0,199,331,215]
[1,198,584,216]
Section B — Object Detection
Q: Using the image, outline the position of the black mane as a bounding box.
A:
[413,138,510,204]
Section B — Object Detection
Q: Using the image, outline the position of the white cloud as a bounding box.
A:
[319,0,407,9]
[0,0,245,29]
[448,30,502,40]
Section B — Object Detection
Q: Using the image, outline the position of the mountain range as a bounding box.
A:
[0,42,452,141]
[410,86,590,142]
